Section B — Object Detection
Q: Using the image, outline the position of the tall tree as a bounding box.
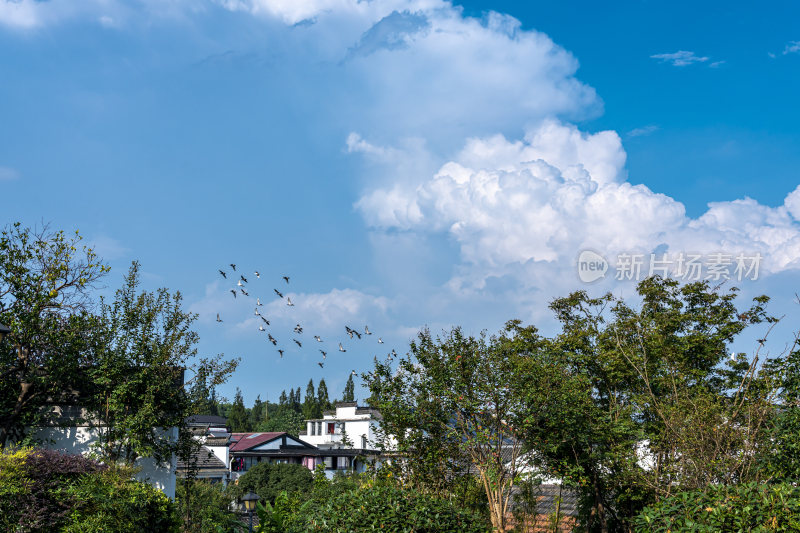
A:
[294,387,301,412]
[303,379,319,419]
[342,374,355,403]
[279,389,287,406]
[317,378,331,411]
[88,262,237,464]
[227,388,249,433]
[367,325,536,532]
[250,395,265,429]
[0,223,109,446]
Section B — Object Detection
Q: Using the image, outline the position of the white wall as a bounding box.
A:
[30,425,177,499]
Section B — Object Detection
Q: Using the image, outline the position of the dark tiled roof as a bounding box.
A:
[205,436,230,447]
[186,415,228,426]
[177,446,227,474]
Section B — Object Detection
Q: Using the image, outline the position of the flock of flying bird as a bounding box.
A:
[215,264,395,370]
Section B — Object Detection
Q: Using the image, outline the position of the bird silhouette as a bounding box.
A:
[391,349,397,357]
[257,298,263,306]
[314,335,322,342]
[237,280,243,287]
[351,370,357,375]
[240,275,248,283]
[254,271,260,278]
[230,290,237,298]
[318,362,324,368]
[259,325,265,332]
[260,316,270,326]
[278,349,284,358]
[268,334,277,345]
[240,288,249,296]
[254,308,261,316]
[283,276,290,284]
[320,350,327,359]
[364,325,372,335]
[294,339,302,347]
[274,289,284,298]
[219,270,227,279]
[287,297,294,307]
[294,324,303,334]
[339,343,346,352]
[230,264,236,271]
[378,338,384,344]
[216,313,222,322]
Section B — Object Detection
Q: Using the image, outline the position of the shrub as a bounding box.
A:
[301,484,491,532]
[0,447,179,533]
[62,466,180,533]
[634,482,800,532]
[231,462,313,504]
[176,479,242,533]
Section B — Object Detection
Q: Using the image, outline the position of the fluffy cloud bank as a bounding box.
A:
[355,120,800,293]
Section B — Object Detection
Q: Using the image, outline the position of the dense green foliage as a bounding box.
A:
[0,447,179,533]
[231,462,313,504]
[175,480,243,533]
[634,483,800,532]
[301,484,490,532]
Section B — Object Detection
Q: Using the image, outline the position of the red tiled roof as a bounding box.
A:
[229,432,286,452]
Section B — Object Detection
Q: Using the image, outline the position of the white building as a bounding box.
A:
[301,402,383,451]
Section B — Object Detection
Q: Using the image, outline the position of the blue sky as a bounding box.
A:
[2,0,800,403]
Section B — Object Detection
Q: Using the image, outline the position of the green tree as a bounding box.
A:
[316,378,331,411]
[520,277,776,531]
[341,373,355,403]
[302,379,320,419]
[0,223,109,445]
[88,262,238,465]
[228,388,249,433]
[250,395,265,429]
[278,390,287,406]
[231,462,313,504]
[256,405,305,435]
[366,325,537,531]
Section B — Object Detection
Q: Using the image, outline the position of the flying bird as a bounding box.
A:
[294,339,302,347]
[257,298,263,306]
[259,325,265,332]
[364,325,372,335]
[320,350,327,359]
[216,313,222,322]
[240,288,249,296]
[218,270,227,279]
[283,276,290,284]
[294,324,303,334]
[318,362,324,368]
[254,271,260,278]
[314,335,323,342]
[260,316,270,326]
[230,290,237,298]
[351,370,357,375]
[230,264,236,271]
[278,349,284,358]
[287,297,294,307]
[237,280,243,287]
[378,338,384,344]
[391,349,397,357]
[274,289,284,298]
[346,326,354,339]
[268,334,277,345]
[254,308,261,316]
[339,343,346,352]
[240,275,248,283]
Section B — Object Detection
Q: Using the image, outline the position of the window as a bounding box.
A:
[324,456,334,469]
[337,456,349,469]
[361,435,367,449]
[310,423,316,436]
[327,423,335,435]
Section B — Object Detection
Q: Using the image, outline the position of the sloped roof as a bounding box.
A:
[176,445,227,473]
[229,432,286,452]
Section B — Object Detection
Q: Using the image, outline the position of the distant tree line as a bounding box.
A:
[192,373,358,434]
